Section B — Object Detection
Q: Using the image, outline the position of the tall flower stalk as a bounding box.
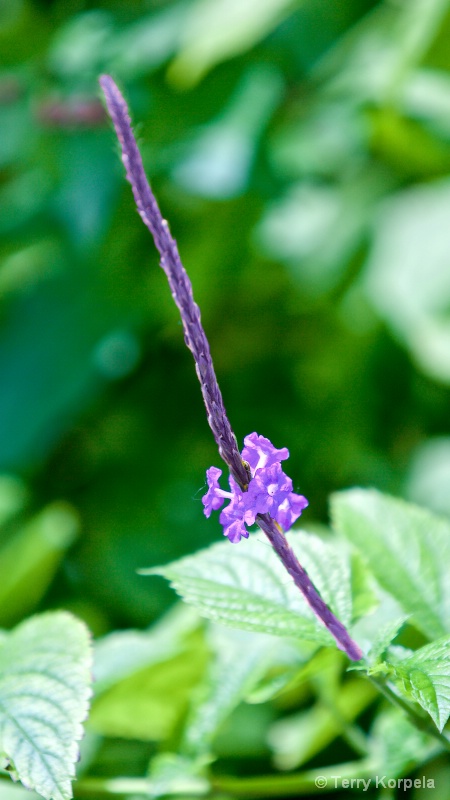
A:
[99,75,363,662]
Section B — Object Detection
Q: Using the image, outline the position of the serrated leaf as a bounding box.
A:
[331,489,450,639]
[388,636,450,732]
[144,530,355,648]
[0,611,92,800]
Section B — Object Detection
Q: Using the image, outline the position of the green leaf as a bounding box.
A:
[331,489,450,639]
[388,636,450,732]
[0,611,92,800]
[182,626,290,757]
[147,753,209,799]
[368,706,438,777]
[0,504,80,627]
[368,616,410,663]
[168,0,298,86]
[89,629,209,742]
[144,530,355,648]
[93,605,200,694]
[363,178,450,384]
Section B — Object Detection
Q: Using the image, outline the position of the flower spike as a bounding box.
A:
[100,75,363,662]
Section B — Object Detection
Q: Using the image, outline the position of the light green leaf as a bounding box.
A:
[368,616,410,663]
[93,605,200,694]
[331,489,450,639]
[0,611,92,800]
[0,504,79,627]
[147,753,209,799]
[363,178,450,384]
[89,629,208,742]
[388,636,450,732]
[182,626,294,757]
[168,0,298,86]
[145,530,355,648]
[368,706,438,777]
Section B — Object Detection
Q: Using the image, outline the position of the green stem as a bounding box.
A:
[211,758,377,797]
[74,777,153,797]
[74,761,377,799]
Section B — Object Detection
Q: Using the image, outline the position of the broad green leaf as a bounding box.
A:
[331,489,450,639]
[145,530,355,648]
[0,611,92,800]
[388,636,450,732]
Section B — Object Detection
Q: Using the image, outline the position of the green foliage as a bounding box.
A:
[0,612,92,800]
[147,530,353,644]
[3,0,450,797]
[388,636,450,732]
[331,489,450,639]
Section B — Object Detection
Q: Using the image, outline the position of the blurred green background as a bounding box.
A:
[2,0,450,635]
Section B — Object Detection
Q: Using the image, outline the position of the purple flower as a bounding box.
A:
[275,493,309,530]
[242,433,289,473]
[219,477,250,543]
[245,462,292,517]
[202,467,228,517]
[202,433,309,541]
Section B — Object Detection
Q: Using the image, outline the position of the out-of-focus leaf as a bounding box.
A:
[93,604,200,694]
[0,475,27,531]
[364,179,450,384]
[331,489,450,639]
[52,130,119,248]
[387,636,450,732]
[367,707,438,777]
[0,241,61,298]
[405,437,450,516]
[0,503,79,627]
[89,629,208,741]
[0,170,51,236]
[168,0,299,86]
[147,753,209,799]
[322,0,449,103]
[109,4,189,80]
[171,65,283,198]
[0,783,41,799]
[0,611,92,800]
[268,676,376,770]
[182,626,291,757]
[47,11,114,80]
[145,530,356,647]
[402,69,450,137]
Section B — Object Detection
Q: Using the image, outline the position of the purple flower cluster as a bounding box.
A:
[202,433,308,543]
